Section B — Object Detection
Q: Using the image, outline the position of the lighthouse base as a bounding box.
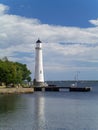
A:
[33,79,47,87]
[34,82,45,87]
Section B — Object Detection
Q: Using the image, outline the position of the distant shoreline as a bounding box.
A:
[47,80,98,82]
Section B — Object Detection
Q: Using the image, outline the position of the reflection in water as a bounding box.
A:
[0,94,18,114]
[34,93,46,130]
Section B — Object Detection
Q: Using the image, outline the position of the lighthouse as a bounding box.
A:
[33,39,44,86]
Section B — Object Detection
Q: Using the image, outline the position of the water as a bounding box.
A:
[0,81,98,130]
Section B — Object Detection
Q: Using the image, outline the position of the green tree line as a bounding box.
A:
[0,58,31,86]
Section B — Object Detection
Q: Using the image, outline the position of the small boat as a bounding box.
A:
[69,72,92,92]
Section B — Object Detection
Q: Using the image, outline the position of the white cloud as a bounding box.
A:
[89,19,98,26]
[0,4,98,80]
[0,4,9,15]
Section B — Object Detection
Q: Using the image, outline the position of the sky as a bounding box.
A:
[0,0,98,80]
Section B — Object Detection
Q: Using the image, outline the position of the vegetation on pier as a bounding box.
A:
[0,57,31,86]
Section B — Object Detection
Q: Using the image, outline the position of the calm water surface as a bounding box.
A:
[0,81,98,130]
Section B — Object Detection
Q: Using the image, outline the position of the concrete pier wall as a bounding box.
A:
[0,88,34,94]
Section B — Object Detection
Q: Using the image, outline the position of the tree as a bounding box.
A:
[15,62,31,82]
[0,58,31,86]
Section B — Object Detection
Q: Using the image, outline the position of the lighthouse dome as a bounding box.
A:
[36,39,42,43]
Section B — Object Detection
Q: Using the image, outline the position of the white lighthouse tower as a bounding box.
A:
[34,39,44,86]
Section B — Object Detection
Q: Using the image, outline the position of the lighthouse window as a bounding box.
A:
[40,70,42,74]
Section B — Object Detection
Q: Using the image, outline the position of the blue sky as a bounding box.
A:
[0,0,98,80]
[1,0,98,27]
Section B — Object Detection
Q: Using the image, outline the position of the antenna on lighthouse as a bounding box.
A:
[33,39,45,87]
